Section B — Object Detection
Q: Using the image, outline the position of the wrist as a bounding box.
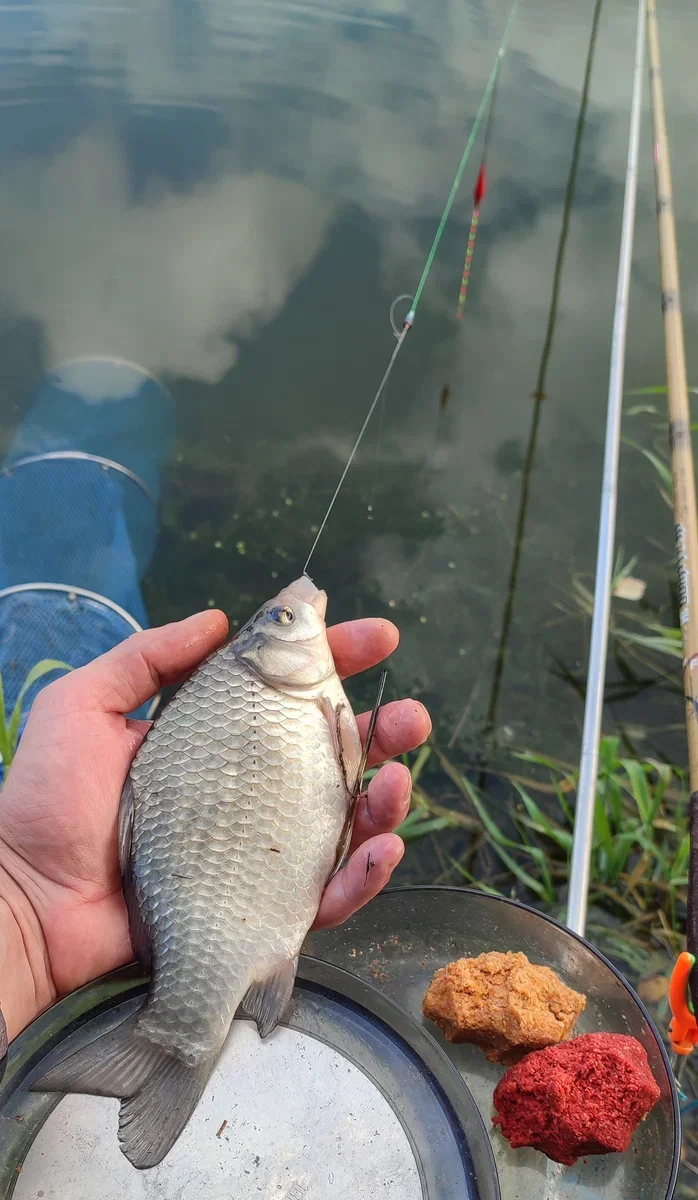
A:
[0,853,56,1041]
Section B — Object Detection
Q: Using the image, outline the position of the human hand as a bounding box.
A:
[0,611,430,1040]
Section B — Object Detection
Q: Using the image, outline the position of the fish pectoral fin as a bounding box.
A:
[327,799,357,883]
[33,1012,215,1170]
[118,777,152,972]
[320,698,362,882]
[117,776,134,870]
[319,698,361,794]
[242,957,298,1039]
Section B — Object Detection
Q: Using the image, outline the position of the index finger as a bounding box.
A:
[327,619,399,680]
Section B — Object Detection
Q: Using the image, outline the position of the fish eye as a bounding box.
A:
[269,606,294,625]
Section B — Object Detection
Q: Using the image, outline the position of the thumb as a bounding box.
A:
[40,611,229,715]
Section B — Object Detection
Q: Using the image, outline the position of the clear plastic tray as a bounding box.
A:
[306,886,680,1200]
[0,956,499,1200]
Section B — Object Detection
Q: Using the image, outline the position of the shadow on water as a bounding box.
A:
[0,0,693,824]
[478,0,605,782]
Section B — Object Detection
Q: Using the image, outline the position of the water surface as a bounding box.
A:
[0,0,696,868]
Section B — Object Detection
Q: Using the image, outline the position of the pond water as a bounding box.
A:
[0,0,696,877]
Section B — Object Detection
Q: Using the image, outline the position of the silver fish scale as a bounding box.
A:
[128,646,348,1066]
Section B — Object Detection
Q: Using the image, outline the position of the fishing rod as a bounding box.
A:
[565,0,646,937]
[641,0,698,1055]
[475,0,605,758]
[455,54,502,320]
[303,0,520,577]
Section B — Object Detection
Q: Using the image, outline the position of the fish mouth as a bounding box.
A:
[281,575,327,619]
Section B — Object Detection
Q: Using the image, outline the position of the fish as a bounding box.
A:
[440,384,450,412]
[33,576,363,1169]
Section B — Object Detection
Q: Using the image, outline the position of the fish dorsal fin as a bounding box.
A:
[242,957,298,1039]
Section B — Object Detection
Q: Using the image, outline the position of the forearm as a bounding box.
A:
[0,862,56,1041]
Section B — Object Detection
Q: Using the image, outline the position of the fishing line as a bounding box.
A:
[409,0,519,319]
[367,381,387,517]
[304,329,408,575]
[367,297,414,513]
[303,0,521,577]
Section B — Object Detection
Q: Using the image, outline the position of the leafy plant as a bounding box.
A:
[623,383,698,506]
[623,436,673,507]
[613,622,682,659]
[398,737,689,959]
[0,660,72,771]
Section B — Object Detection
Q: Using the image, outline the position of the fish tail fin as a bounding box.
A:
[32,1013,214,1169]
[117,1052,213,1169]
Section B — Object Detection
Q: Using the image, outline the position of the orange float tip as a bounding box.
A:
[668,951,697,1056]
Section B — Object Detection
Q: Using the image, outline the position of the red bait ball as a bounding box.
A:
[492,1032,661,1166]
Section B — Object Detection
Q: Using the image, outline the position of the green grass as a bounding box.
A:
[548,390,698,681]
[397,736,689,968]
[0,660,72,772]
[391,385,698,984]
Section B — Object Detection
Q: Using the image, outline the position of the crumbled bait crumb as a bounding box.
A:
[422,950,586,1065]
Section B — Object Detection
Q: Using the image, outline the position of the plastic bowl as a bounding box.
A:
[306,885,680,1200]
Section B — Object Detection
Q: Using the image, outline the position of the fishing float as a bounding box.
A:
[303,0,520,577]
[454,57,501,321]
